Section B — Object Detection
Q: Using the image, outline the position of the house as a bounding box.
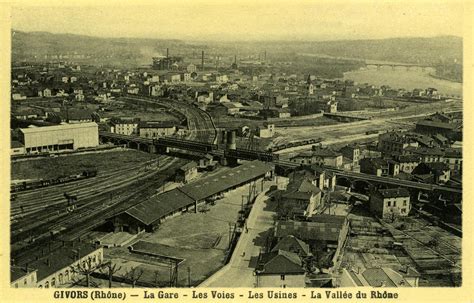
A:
[11,266,38,288]
[255,250,306,288]
[279,176,323,218]
[259,107,291,119]
[275,215,349,252]
[412,162,451,184]
[271,235,311,257]
[339,144,360,171]
[290,147,343,168]
[378,132,419,156]
[221,102,243,115]
[198,154,215,171]
[12,92,27,100]
[110,118,139,135]
[175,161,198,183]
[359,158,400,177]
[396,155,421,174]
[22,242,103,288]
[257,123,275,138]
[11,141,25,155]
[369,188,411,219]
[138,121,176,139]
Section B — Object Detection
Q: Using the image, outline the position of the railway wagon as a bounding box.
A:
[10,170,98,193]
[225,148,279,162]
[156,137,218,152]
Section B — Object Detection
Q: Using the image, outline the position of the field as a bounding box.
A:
[11,149,158,181]
[104,182,257,286]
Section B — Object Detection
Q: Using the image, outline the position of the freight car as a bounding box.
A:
[10,170,98,193]
[268,137,323,152]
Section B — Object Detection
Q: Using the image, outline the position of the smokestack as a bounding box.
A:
[166,48,169,58]
[226,130,236,150]
[221,130,227,144]
[201,50,204,71]
[264,51,267,61]
[234,55,237,64]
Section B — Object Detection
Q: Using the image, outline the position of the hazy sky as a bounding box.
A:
[11,0,465,41]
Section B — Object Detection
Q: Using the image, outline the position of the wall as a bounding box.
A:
[21,123,99,152]
[36,248,103,288]
[257,274,306,288]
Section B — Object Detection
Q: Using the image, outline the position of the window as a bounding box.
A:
[51,277,56,287]
[280,275,285,281]
[393,201,396,207]
[24,279,27,285]
[387,201,391,207]
[38,285,42,288]
[45,281,49,288]
[15,283,18,288]
[401,208,406,214]
[403,200,407,206]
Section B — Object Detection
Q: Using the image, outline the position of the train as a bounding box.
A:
[225,148,279,162]
[268,138,323,152]
[10,169,98,193]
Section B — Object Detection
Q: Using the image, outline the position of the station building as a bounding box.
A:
[18,122,99,154]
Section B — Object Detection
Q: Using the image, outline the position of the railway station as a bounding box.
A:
[108,160,274,234]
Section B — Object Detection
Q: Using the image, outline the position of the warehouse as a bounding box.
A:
[110,160,274,234]
[18,122,99,154]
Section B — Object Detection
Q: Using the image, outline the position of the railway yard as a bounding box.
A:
[10,96,217,267]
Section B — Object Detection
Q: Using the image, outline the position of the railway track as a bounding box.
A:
[11,159,162,218]
[11,157,175,239]
[11,95,217,264]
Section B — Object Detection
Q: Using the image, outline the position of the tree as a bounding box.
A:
[99,262,122,288]
[70,256,100,288]
[122,266,144,288]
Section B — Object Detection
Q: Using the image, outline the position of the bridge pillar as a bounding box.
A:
[149,145,157,154]
[157,146,169,154]
[222,157,238,167]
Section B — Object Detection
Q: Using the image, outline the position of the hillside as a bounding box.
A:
[12,31,462,77]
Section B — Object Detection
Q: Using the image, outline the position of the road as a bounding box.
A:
[199,178,288,287]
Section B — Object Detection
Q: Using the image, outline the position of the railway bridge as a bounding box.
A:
[366,62,432,71]
[100,132,461,197]
[274,160,462,197]
[99,132,279,163]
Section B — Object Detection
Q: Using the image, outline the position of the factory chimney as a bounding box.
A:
[201,50,205,71]
[226,130,236,150]
[166,48,169,58]
[221,130,227,145]
[264,50,267,61]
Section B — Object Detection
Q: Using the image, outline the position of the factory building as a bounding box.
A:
[18,122,99,154]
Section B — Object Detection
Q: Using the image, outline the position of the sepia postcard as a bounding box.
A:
[0,0,472,302]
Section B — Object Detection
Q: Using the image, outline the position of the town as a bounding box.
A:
[9,10,462,290]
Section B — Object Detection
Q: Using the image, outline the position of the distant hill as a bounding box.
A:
[12,30,462,69]
[11,30,193,66]
[228,36,462,66]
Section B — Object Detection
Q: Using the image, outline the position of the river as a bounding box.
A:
[343,66,462,97]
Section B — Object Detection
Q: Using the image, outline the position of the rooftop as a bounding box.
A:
[125,188,196,225]
[178,160,273,202]
[20,122,98,134]
[25,242,100,281]
[375,188,410,198]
